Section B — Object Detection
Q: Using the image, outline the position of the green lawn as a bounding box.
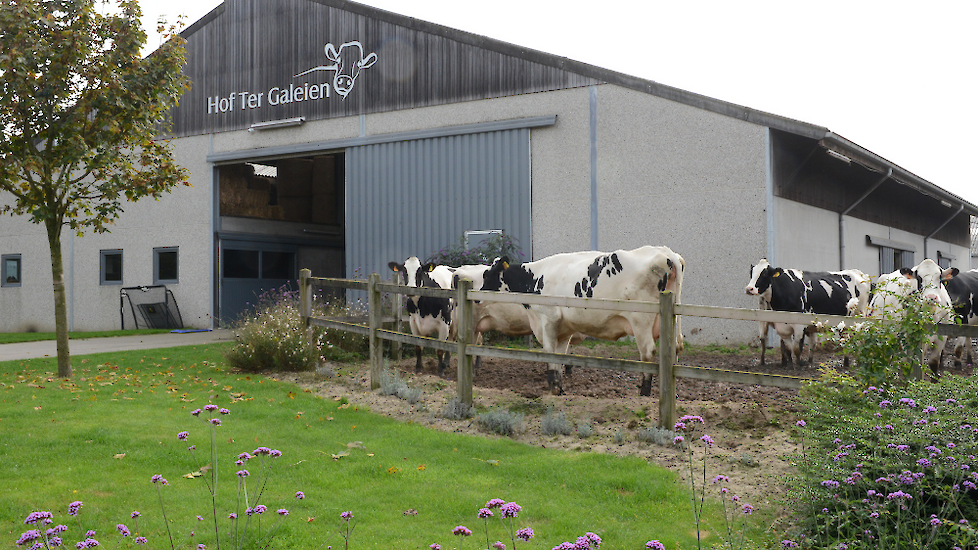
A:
[0,329,173,345]
[0,344,753,549]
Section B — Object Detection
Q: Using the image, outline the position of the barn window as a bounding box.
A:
[2,254,21,287]
[100,250,123,285]
[937,251,956,269]
[154,247,179,285]
[867,235,916,275]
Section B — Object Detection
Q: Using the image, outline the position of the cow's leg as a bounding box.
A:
[805,326,818,365]
[534,319,564,395]
[791,325,806,366]
[774,324,794,366]
[415,345,424,373]
[758,322,769,367]
[953,335,970,367]
[472,331,484,371]
[926,335,946,380]
[436,323,452,377]
[634,319,659,397]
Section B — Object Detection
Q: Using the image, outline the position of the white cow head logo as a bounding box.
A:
[294,41,377,99]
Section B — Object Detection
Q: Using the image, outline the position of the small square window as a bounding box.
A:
[100,250,123,285]
[1,254,22,287]
[154,247,179,284]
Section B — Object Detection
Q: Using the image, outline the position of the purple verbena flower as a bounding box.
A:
[191,409,202,416]
[219,408,230,415]
[116,525,130,537]
[452,526,472,536]
[130,511,140,518]
[177,431,189,440]
[134,538,147,546]
[515,527,534,541]
[67,502,83,516]
[204,404,218,412]
[647,542,666,550]
[295,491,305,500]
[237,470,249,478]
[486,498,505,509]
[500,502,521,518]
[209,418,221,426]
[340,511,353,521]
[478,508,493,518]
[254,505,266,515]
[277,509,289,516]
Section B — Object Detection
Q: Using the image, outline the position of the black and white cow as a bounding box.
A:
[940,268,978,366]
[388,257,455,376]
[868,259,957,374]
[451,261,582,371]
[745,259,870,366]
[482,246,685,396]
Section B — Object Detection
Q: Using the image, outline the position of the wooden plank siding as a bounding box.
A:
[170,0,601,137]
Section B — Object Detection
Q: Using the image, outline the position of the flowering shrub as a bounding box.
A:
[224,284,367,372]
[789,373,978,548]
[424,233,525,268]
[830,289,947,386]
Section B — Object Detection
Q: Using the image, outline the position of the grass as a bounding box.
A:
[0,329,173,345]
[0,344,761,549]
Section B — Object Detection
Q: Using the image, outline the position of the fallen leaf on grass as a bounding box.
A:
[346,441,365,449]
[331,451,349,460]
[337,403,350,410]
[113,453,126,459]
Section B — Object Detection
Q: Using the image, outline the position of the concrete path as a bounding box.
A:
[0,329,235,362]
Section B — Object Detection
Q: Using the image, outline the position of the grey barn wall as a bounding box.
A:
[591,85,769,345]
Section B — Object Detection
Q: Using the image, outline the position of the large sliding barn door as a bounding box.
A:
[346,128,531,278]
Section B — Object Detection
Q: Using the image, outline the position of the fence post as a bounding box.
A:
[658,290,677,429]
[299,269,312,352]
[455,278,474,407]
[368,272,382,390]
[391,274,402,362]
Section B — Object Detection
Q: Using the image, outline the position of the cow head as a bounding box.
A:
[389,257,442,288]
[481,257,510,292]
[745,259,778,299]
[324,41,377,99]
[912,259,957,304]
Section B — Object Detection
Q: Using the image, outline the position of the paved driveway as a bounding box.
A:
[0,329,235,362]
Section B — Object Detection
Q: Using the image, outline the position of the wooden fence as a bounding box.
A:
[298,269,978,428]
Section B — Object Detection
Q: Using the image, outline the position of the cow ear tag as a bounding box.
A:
[427,264,434,272]
[772,271,780,278]
[502,261,510,269]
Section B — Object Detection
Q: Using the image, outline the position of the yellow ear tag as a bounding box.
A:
[502,262,510,269]
[427,265,434,272]
[772,271,780,278]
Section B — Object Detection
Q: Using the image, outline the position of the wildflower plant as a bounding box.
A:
[792,373,978,548]
[432,498,534,550]
[224,283,367,372]
[672,415,755,550]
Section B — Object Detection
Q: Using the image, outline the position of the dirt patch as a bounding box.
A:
[274,339,974,515]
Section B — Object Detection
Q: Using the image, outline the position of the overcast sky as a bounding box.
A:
[137,0,978,206]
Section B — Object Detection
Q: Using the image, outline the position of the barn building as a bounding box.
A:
[2,0,976,345]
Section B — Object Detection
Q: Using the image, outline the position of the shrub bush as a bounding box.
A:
[439,397,474,420]
[541,406,573,436]
[576,420,594,439]
[637,426,676,447]
[476,408,524,436]
[224,284,368,372]
[830,289,946,386]
[379,366,423,404]
[424,232,525,268]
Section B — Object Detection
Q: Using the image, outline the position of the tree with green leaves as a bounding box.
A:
[0,0,190,377]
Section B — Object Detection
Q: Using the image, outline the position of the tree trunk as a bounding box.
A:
[46,219,72,378]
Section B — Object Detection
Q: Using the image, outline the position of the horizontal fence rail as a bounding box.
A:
[298,269,978,428]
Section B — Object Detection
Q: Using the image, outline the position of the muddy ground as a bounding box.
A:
[275,338,975,517]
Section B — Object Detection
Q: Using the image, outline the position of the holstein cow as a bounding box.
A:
[451,261,582,371]
[388,257,455,376]
[939,268,977,366]
[868,259,957,374]
[745,259,870,366]
[482,246,685,396]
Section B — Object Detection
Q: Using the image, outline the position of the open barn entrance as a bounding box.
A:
[216,152,345,324]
